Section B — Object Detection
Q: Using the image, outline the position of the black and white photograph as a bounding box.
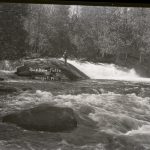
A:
[0,1,150,150]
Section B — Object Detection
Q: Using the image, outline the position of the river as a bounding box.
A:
[0,59,150,150]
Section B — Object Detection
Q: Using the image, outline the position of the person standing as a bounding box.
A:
[63,50,68,65]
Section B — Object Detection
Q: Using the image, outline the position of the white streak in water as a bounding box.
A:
[125,125,150,135]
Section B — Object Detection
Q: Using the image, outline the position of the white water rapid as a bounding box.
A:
[67,59,150,82]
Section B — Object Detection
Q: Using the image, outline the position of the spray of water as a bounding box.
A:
[67,59,150,82]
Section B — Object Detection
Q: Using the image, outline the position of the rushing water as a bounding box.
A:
[68,59,150,82]
[1,59,150,150]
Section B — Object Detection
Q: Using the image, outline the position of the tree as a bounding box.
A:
[25,4,71,58]
[0,3,29,60]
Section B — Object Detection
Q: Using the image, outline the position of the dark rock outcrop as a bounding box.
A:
[0,86,18,94]
[2,104,77,132]
[0,78,4,81]
[16,58,89,81]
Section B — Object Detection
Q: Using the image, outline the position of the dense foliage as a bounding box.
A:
[1,3,150,67]
[0,3,28,59]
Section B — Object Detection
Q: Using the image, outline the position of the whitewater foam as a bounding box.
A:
[66,59,150,82]
[125,125,150,135]
[2,89,150,135]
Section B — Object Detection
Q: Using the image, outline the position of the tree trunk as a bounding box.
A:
[139,53,142,63]
[125,52,128,62]
[102,52,105,58]
[35,7,42,54]
[116,52,120,64]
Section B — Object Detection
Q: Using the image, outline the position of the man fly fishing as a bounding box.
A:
[63,50,68,65]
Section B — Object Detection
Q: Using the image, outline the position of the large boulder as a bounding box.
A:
[15,58,89,81]
[2,104,77,132]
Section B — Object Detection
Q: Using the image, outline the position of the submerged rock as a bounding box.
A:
[0,77,4,81]
[79,105,95,115]
[0,86,18,94]
[16,58,89,81]
[2,104,77,132]
[123,87,141,95]
[138,87,150,98]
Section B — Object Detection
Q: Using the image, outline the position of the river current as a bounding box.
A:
[0,59,150,150]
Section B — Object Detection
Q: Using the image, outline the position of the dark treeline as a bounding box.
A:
[0,3,28,59]
[1,3,150,68]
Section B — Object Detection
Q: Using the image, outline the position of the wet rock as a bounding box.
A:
[16,65,33,76]
[123,87,140,95]
[21,87,33,91]
[138,87,150,98]
[0,78,4,81]
[68,88,99,95]
[0,86,18,94]
[16,58,89,81]
[79,105,95,115]
[2,104,77,132]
